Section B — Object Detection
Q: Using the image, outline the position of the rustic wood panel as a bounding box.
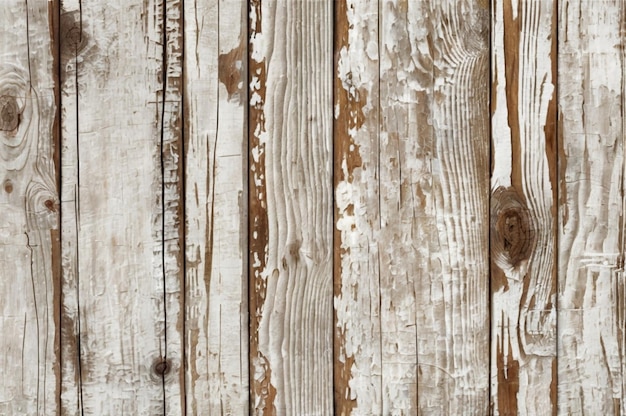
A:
[334,0,382,415]
[335,0,490,414]
[490,0,558,414]
[3,1,626,414]
[249,0,334,414]
[59,0,184,413]
[425,0,490,412]
[333,0,382,414]
[558,1,626,414]
[0,1,60,414]
[183,0,249,413]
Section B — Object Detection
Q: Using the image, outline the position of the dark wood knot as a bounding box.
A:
[0,95,19,131]
[491,187,534,269]
[152,358,170,376]
[3,179,13,194]
[61,12,88,56]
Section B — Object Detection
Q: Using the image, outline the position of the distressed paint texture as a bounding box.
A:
[59,0,184,413]
[491,0,558,414]
[558,1,626,414]
[333,0,381,414]
[335,0,490,414]
[249,0,334,414]
[4,2,626,415]
[0,1,60,414]
[183,0,249,413]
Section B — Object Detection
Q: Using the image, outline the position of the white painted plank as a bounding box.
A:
[0,1,60,414]
[249,0,334,414]
[491,0,558,414]
[558,1,626,414]
[334,0,382,414]
[59,0,184,413]
[425,0,491,412]
[183,0,249,413]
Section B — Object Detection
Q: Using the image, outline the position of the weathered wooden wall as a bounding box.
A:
[0,0,624,415]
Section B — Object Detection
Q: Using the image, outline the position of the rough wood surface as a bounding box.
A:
[558,1,626,414]
[59,0,184,413]
[183,0,249,413]
[334,1,490,414]
[249,0,334,414]
[0,1,60,414]
[424,1,490,412]
[490,0,558,414]
[333,1,381,414]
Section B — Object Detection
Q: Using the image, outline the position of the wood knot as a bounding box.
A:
[3,179,13,194]
[0,95,19,131]
[61,12,88,56]
[44,199,56,211]
[491,187,534,269]
[152,358,170,376]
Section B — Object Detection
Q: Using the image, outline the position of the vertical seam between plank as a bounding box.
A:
[160,1,168,414]
[488,0,493,413]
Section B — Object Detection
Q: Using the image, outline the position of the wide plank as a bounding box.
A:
[249,0,334,414]
[424,0,490,412]
[558,1,626,414]
[183,0,249,413]
[0,1,60,414]
[490,0,558,414]
[59,0,184,413]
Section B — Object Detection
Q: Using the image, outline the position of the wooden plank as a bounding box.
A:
[558,1,626,414]
[0,0,61,414]
[490,0,558,414]
[59,0,184,413]
[335,1,490,413]
[249,0,334,414]
[183,0,249,413]
[423,0,490,412]
[0,1,60,414]
[333,0,382,414]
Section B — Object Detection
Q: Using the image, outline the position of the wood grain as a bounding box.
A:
[558,1,626,414]
[0,1,60,414]
[249,0,334,414]
[490,0,558,414]
[59,0,184,413]
[335,1,490,414]
[424,1,490,412]
[183,0,249,413]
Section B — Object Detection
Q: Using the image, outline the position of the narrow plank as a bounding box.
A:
[423,0,490,412]
[0,1,60,414]
[490,0,558,414]
[59,0,184,413]
[183,0,249,413]
[558,1,626,414]
[249,0,334,413]
[333,0,382,413]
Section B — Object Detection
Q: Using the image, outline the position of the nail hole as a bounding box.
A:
[3,179,13,194]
